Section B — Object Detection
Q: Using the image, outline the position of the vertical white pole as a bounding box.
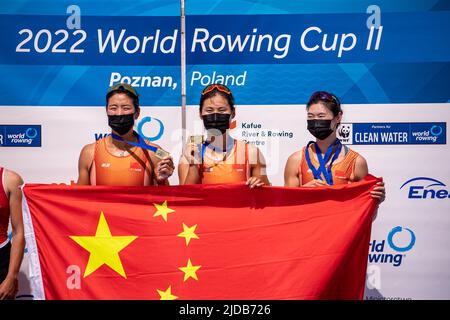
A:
[180,0,187,144]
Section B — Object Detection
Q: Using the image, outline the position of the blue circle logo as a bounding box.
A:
[430,125,443,137]
[387,226,416,252]
[137,117,164,142]
[25,127,38,139]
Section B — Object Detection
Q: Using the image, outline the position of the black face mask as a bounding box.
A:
[307,119,335,140]
[108,114,135,136]
[202,113,231,134]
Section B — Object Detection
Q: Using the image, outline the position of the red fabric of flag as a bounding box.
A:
[22,175,380,300]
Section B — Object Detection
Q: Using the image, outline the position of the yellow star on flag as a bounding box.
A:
[153,200,175,222]
[69,212,137,278]
[157,285,178,300]
[177,223,200,246]
[179,258,201,282]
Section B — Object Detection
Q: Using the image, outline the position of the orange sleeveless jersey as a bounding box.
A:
[299,144,359,185]
[93,137,150,186]
[200,140,249,184]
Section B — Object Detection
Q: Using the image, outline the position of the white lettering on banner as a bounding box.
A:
[411,131,438,143]
[10,139,33,144]
[191,28,291,59]
[355,132,379,143]
[380,132,408,143]
[366,26,383,51]
[16,29,87,53]
[98,29,178,54]
[190,71,247,86]
[8,133,26,139]
[371,124,390,129]
[414,136,438,142]
[15,27,383,58]
[300,26,357,58]
[6,133,33,144]
[109,72,177,90]
[354,132,408,143]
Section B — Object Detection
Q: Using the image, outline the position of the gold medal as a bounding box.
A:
[155,148,170,159]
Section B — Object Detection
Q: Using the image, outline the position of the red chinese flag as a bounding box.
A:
[22,176,380,300]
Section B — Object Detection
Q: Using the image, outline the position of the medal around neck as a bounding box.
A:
[111,133,170,159]
[154,148,171,159]
[189,135,205,144]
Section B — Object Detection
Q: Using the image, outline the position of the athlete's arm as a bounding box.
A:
[284,151,302,187]
[150,149,175,186]
[138,139,174,186]
[178,142,201,185]
[247,145,270,188]
[352,155,369,181]
[77,143,95,185]
[353,154,385,205]
[0,170,25,300]
[154,156,174,185]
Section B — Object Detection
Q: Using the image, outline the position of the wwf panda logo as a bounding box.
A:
[338,124,351,139]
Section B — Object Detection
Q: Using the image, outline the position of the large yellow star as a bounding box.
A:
[70,212,137,278]
[157,285,178,300]
[153,200,175,222]
[177,223,200,246]
[179,258,201,282]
